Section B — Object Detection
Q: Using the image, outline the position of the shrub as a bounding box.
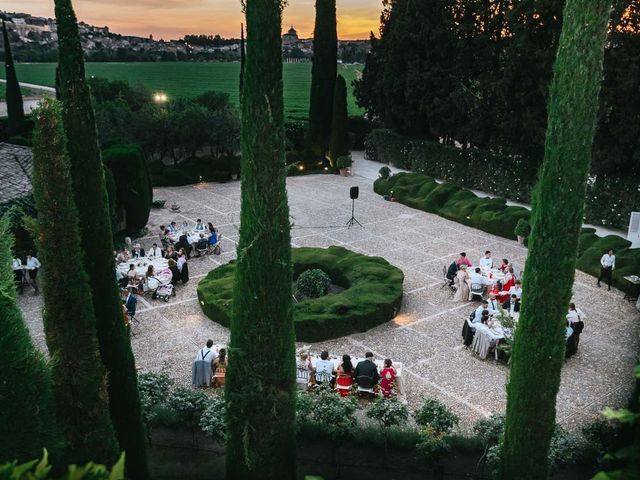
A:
[166,387,210,428]
[379,166,391,179]
[137,371,174,425]
[199,396,226,443]
[296,268,332,299]
[416,427,451,463]
[514,218,531,238]
[198,246,404,341]
[414,398,459,434]
[473,413,505,447]
[365,129,411,169]
[366,397,409,429]
[151,199,166,208]
[309,386,358,440]
[296,390,315,428]
[336,154,352,169]
[0,450,125,480]
[102,144,153,231]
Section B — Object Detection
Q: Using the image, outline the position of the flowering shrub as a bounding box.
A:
[296,269,332,299]
[366,397,409,429]
[166,387,210,428]
[199,396,226,443]
[414,398,459,434]
[308,386,358,440]
[137,371,174,425]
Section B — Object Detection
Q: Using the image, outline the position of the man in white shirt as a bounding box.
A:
[313,350,335,385]
[168,221,178,235]
[148,243,162,258]
[131,243,145,258]
[508,280,523,299]
[470,267,490,288]
[479,251,493,270]
[25,252,41,294]
[12,257,23,294]
[486,293,500,314]
[597,249,615,291]
[194,219,206,231]
[472,301,490,323]
[192,340,217,387]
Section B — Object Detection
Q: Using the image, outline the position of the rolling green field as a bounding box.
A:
[1,62,364,119]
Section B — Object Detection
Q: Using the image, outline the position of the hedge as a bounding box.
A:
[375,172,640,295]
[197,246,404,342]
[102,144,153,231]
[365,128,639,230]
[147,155,238,186]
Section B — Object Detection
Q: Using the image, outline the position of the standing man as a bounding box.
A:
[25,251,41,295]
[192,339,216,387]
[597,248,615,291]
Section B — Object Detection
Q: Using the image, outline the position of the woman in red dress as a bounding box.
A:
[497,267,516,303]
[336,355,354,397]
[379,358,397,398]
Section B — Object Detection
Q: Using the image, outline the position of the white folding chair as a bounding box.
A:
[470,283,484,301]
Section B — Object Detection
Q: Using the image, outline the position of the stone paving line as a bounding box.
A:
[17,169,640,433]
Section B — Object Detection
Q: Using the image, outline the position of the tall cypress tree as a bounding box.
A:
[31,97,119,466]
[329,74,349,165]
[240,23,245,95]
[2,18,25,136]
[0,215,64,463]
[307,0,337,158]
[225,0,297,478]
[53,1,149,478]
[500,1,611,478]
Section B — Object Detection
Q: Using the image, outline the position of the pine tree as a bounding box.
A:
[0,215,64,463]
[225,0,297,478]
[307,0,337,158]
[329,74,349,165]
[31,97,120,466]
[53,1,149,477]
[2,18,25,136]
[500,1,611,478]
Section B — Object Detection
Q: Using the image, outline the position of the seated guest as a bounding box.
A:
[148,243,162,258]
[475,315,503,342]
[178,249,189,283]
[497,268,516,302]
[498,258,509,272]
[115,265,127,288]
[208,222,216,234]
[164,246,178,261]
[12,256,23,294]
[192,339,216,387]
[502,294,520,314]
[126,264,137,284]
[131,243,145,258]
[486,293,500,313]
[195,219,206,231]
[508,280,523,299]
[336,355,354,397]
[379,358,397,397]
[117,249,131,264]
[296,352,313,386]
[472,301,490,323]
[446,260,459,286]
[487,283,500,298]
[456,252,472,268]
[168,259,181,285]
[470,267,490,289]
[195,234,209,253]
[355,352,380,394]
[168,221,178,235]
[314,350,335,386]
[175,234,192,258]
[479,251,493,270]
[212,349,227,388]
[122,287,137,317]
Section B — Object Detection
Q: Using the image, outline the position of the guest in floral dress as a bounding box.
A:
[379,359,397,398]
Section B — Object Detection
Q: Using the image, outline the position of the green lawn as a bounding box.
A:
[1,62,364,119]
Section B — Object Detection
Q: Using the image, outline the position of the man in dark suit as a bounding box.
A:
[132,243,145,258]
[123,288,137,317]
[355,352,380,395]
[502,294,520,315]
[446,261,459,286]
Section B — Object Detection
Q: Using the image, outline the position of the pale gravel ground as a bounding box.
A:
[17,157,640,432]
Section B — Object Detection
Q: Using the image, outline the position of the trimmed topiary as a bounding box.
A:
[295,268,331,299]
[514,218,531,238]
[379,166,391,179]
[198,246,404,342]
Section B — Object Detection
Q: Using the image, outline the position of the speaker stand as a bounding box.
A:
[346,198,363,229]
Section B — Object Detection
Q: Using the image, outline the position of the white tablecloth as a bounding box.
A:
[307,354,404,392]
[118,257,169,277]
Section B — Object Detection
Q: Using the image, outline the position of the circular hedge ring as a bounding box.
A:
[197,246,404,342]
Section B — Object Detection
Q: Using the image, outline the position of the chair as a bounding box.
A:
[335,373,354,397]
[471,331,491,359]
[470,283,484,301]
[296,365,310,385]
[195,244,209,257]
[442,265,456,291]
[315,371,333,386]
[356,375,376,396]
[461,318,475,347]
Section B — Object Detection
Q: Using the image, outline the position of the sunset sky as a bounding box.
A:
[4,0,382,40]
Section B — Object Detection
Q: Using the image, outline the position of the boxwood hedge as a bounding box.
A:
[197,246,404,342]
[375,172,640,295]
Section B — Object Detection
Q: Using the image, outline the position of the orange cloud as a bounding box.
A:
[3,0,381,40]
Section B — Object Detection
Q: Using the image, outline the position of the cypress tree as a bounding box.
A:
[500,1,611,478]
[328,74,349,165]
[0,215,64,463]
[2,18,25,136]
[31,97,119,466]
[240,23,245,95]
[225,0,297,478]
[53,1,149,477]
[307,0,337,158]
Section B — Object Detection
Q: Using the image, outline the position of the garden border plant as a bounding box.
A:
[374,172,640,296]
[197,246,404,342]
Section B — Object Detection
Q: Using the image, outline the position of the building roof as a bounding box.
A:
[286,26,297,36]
[0,143,32,204]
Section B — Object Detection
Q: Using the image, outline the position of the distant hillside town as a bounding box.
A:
[0,11,370,63]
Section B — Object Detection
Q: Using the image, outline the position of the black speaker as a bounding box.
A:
[350,186,359,200]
